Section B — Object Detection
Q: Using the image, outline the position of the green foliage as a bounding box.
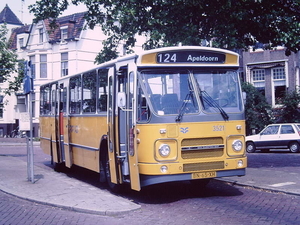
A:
[29,0,300,63]
[277,89,300,123]
[4,61,26,95]
[242,82,273,135]
[0,24,26,96]
[0,24,18,86]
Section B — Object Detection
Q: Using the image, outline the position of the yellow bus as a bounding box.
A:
[39,46,247,191]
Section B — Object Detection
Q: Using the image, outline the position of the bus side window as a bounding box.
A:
[40,85,51,115]
[97,69,108,112]
[83,71,97,113]
[69,75,82,114]
[99,94,107,111]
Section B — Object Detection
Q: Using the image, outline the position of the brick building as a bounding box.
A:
[242,48,300,107]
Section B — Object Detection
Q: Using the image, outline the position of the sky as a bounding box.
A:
[0,0,87,25]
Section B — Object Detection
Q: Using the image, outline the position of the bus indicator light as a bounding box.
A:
[237,160,244,168]
[160,165,168,173]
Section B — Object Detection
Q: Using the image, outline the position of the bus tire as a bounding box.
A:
[54,162,66,172]
[103,152,121,193]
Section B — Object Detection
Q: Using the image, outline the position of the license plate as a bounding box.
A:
[192,171,216,179]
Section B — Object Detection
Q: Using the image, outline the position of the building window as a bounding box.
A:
[19,38,24,48]
[61,53,68,76]
[39,28,44,43]
[60,27,68,41]
[272,67,286,105]
[273,67,285,80]
[252,69,265,81]
[40,54,47,78]
[30,56,36,79]
[0,96,3,118]
[251,69,265,96]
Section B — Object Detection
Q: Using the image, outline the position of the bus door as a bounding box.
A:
[126,63,140,191]
[107,68,120,186]
[60,85,72,168]
[117,63,140,191]
[51,83,65,164]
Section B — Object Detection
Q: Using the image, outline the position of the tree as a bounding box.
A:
[0,24,24,95]
[29,0,300,63]
[276,89,300,123]
[242,82,273,135]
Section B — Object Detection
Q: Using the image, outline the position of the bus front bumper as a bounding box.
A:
[139,168,246,187]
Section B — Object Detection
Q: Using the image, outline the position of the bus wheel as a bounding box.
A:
[104,153,121,193]
[190,178,210,188]
[54,162,66,172]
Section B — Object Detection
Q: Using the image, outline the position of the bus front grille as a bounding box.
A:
[181,137,224,159]
[183,161,224,172]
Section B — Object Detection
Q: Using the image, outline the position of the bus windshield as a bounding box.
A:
[140,70,199,116]
[140,69,243,117]
[194,70,243,113]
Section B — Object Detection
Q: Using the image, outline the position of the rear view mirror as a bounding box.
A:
[242,92,246,104]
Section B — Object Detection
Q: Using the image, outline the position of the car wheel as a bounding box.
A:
[246,142,256,153]
[289,142,300,153]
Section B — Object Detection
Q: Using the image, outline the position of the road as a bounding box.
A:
[1,144,300,225]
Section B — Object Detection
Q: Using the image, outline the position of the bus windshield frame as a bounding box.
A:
[139,68,243,118]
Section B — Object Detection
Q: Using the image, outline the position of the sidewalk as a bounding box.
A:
[0,156,140,215]
[221,167,300,196]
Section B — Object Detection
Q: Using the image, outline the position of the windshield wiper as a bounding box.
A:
[195,81,229,121]
[176,76,196,122]
[176,92,192,122]
[201,90,229,120]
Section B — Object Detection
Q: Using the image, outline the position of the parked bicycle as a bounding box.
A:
[10,127,27,138]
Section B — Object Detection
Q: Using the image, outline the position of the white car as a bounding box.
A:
[246,123,300,153]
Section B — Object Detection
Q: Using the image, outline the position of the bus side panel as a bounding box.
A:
[68,115,108,172]
[40,116,52,156]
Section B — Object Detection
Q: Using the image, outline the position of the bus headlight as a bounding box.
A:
[159,144,171,157]
[232,140,243,152]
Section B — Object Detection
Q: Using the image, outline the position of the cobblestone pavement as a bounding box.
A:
[1,178,300,225]
[0,144,300,224]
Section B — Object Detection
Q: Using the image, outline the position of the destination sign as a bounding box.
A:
[156,51,226,64]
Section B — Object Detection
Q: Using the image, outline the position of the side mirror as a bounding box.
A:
[242,92,246,104]
[117,92,126,108]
